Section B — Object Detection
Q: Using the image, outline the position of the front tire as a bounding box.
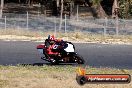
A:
[50,58,59,65]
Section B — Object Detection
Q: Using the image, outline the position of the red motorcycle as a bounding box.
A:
[37,41,85,64]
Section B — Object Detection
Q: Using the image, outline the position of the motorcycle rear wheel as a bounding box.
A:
[74,54,85,64]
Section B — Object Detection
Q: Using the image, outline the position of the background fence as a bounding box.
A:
[0,12,132,36]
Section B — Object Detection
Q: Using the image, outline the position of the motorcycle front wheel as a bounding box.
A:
[50,58,59,65]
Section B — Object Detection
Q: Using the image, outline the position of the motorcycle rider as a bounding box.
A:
[45,35,55,48]
[45,35,64,55]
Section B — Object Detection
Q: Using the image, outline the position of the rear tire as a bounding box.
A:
[74,54,85,64]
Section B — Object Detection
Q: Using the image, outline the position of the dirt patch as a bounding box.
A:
[0,29,132,45]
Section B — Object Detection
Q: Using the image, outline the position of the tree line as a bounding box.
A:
[2,0,132,18]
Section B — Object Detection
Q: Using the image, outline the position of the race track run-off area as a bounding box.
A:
[0,41,132,69]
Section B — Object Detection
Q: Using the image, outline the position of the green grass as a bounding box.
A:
[0,65,131,88]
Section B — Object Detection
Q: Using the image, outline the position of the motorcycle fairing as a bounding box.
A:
[46,44,59,55]
[64,43,75,52]
[37,44,45,54]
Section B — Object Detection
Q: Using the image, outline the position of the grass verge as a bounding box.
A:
[0,29,132,44]
[0,65,132,88]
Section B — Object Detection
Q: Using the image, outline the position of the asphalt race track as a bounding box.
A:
[0,41,132,69]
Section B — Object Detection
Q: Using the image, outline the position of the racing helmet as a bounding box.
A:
[48,35,55,40]
[48,35,55,44]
